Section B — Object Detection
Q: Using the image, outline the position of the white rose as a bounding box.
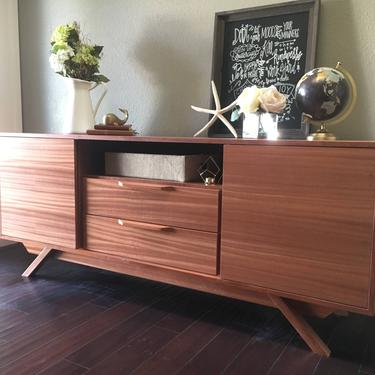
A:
[258,86,286,113]
[236,86,261,113]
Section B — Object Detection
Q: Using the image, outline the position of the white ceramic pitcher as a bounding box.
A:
[64,78,107,133]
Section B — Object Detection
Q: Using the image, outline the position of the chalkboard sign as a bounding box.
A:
[209,0,319,138]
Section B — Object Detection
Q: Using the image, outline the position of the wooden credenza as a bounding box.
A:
[1,133,375,357]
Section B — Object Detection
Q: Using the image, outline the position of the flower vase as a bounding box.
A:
[242,112,279,140]
[63,78,107,133]
[260,112,279,140]
[242,113,260,139]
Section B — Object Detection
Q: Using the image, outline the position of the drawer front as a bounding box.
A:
[0,138,76,248]
[221,145,374,308]
[85,215,218,275]
[85,178,219,232]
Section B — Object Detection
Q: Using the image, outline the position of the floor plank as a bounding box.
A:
[222,314,295,375]
[66,289,184,368]
[0,244,375,375]
[0,296,168,375]
[0,308,27,334]
[0,302,104,366]
[36,359,88,375]
[86,326,176,375]
[0,288,98,342]
[130,303,237,375]
[177,327,251,375]
[267,336,321,375]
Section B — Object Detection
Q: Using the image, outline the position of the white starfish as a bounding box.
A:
[192,81,238,138]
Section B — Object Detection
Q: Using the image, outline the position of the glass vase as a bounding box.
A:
[260,112,279,140]
[242,113,260,139]
[242,112,279,140]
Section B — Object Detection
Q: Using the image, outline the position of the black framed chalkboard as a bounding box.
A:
[208,0,319,138]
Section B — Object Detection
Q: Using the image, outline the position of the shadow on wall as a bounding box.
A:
[133,18,205,136]
[317,0,365,139]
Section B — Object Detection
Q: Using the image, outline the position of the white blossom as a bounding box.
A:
[259,86,286,113]
[49,46,74,74]
[237,86,261,114]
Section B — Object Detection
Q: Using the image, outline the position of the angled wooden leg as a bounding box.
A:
[269,294,331,357]
[22,247,54,277]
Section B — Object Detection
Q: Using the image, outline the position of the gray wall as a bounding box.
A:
[18,0,375,139]
[0,0,22,132]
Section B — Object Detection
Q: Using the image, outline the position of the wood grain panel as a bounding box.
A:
[24,244,278,311]
[223,250,369,308]
[222,145,375,200]
[221,145,375,308]
[0,138,75,180]
[85,177,219,232]
[1,180,74,208]
[85,215,217,275]
[222,193,373,265]
[0,138,76,248]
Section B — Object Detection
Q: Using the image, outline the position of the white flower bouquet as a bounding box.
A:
[231,85,287,139]
[231,85,286,121]
[49,22,109,83]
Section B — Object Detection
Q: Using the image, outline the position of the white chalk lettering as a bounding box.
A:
[226,18,304,122]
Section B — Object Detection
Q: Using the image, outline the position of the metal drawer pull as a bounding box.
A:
[117,219,174,232]
[117,181,124,187]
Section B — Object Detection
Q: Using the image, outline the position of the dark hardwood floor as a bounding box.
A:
[0,241,374,375]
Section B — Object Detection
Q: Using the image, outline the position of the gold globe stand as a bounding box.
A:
[307,123,337,141]
[304,62,357,141]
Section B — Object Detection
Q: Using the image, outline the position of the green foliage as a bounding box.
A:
[92,46,103,58]
[230,107,241,122]
[92,74,110,83]
[49,21,109,83]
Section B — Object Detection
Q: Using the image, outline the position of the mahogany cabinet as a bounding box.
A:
[1,133,375,357]
[0,137,76,248]
[221,145,375,310]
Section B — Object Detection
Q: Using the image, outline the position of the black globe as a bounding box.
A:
[295,67,350,122]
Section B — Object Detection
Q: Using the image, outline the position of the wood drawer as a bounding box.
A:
[85,215,218,275]
[85,177,219,232]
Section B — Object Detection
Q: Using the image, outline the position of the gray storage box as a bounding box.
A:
[105,152,208,182]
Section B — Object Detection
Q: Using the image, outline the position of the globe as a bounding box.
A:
[295,63,357,140]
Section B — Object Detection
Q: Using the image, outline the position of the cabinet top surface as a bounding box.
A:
[1,133,375,148]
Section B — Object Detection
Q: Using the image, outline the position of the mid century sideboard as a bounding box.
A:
[1,133,375,357]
